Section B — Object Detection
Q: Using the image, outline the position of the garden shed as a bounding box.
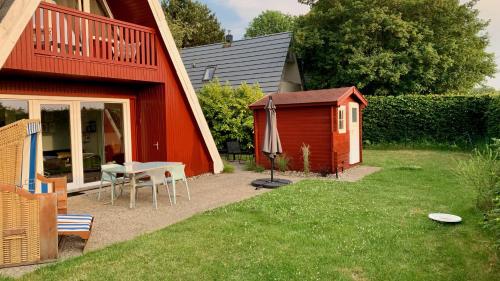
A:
[249,87,368,174]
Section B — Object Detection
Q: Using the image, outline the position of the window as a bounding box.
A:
[0,100,29,127]
[338,105,346,133]
[81,102,125,183]
[351,107,358,123]
[202,66,216,81]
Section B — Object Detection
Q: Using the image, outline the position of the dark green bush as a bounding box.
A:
[363,95,500,146]
[487,96,500,139]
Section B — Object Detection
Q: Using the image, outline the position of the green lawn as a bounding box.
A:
[3,150,499,281]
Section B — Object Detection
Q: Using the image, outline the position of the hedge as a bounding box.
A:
[363,94,500,145]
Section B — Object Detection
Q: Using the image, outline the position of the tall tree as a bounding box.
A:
[162,0,225,48]
[245,10,296,38]
[294,0,496,95]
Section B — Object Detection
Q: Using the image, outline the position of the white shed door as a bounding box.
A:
[349,102,360,164]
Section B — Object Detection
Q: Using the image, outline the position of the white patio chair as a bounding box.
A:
[98,163,126,205]
[135,169,172,209]
[165,164,190,204]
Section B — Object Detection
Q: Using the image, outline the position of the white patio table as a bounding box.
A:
[102,162,182,208]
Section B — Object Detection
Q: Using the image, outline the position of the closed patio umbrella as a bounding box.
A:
[251,96,291,188]
[262,97,282,182]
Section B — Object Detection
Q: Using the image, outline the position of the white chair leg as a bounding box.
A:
[98,179,103,200]
[172,180,177,204]
[152,184,158,209]
[120,180,125,197]
[184,178,191,201]
[165,182,172,206]
[111,182,115,205]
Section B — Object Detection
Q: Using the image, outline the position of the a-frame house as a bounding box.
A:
[0,0,223,192]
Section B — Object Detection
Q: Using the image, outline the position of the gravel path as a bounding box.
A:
[0,164,380,277]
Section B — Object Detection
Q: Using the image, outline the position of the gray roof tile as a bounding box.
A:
[181,32,292,93]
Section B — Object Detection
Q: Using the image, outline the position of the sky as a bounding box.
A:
[197,0,500,89]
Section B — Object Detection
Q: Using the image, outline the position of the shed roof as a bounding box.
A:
[249,87,368,109]
[181,32,293,93]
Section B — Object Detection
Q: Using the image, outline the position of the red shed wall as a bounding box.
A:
[254,106,333,172]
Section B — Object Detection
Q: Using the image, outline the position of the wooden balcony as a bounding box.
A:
[2,2,162,83]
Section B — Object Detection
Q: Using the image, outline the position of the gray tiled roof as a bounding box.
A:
[181,32,292,93]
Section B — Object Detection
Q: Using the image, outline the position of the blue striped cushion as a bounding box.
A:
[58,214,93,232]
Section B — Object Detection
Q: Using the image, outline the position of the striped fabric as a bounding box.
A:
[18,120,53,194]
[57,214,93,232]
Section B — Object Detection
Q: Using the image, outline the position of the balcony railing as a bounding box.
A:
[32,2,157,68]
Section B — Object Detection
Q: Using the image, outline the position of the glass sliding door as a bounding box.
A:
[0,99,29,126]
[20,97,131,191]
[81,102,125,183]
[40,104,74,182]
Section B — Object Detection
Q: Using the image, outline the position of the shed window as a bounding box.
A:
[203,66,216,81]
[338,106,346,133]
[351,107,358,123]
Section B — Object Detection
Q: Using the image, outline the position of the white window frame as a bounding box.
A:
[338,105,346,134]
[202,66,216,81]
[0,94,131,191]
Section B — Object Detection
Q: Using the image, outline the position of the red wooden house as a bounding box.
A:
[250,87,368,174]
[0,0,223,192]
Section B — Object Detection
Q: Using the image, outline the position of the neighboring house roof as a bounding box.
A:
[0,0,223,173]
[249,87,368,109]
[181,32,294,93]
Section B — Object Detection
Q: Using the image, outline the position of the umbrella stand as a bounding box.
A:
[270,158,274,182]
[250,96,292,189]
[251,156,292,189]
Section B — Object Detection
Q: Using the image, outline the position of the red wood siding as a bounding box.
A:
[0,77,139,159]
[254,106,332,172]
[157,41,212,176]
[137,84,167,162]
[333,96,361,171]
[253,96,364,174]
[106,0,156,28]
[2,4,162,83]
[0,0,216,177]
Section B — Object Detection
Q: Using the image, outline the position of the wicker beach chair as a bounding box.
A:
[0,120,93,268]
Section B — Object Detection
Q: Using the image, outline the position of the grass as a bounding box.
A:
[2,150,499,280]
[222,161,235,173]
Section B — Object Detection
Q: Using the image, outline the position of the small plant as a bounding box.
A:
[255,164,265,173]
[244,158,265,173]
[222,161,235,173]
[245,158,257,171]
[301,143,311,175]
[276,153,290,172]
[318,166,330,177]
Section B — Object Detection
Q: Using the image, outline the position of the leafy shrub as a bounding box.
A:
[198,80,264,151]
[487,96,500,139]
[457,139,500,247]
[276,153,290,172]
[485,194,500,249]
[301,143,310,174]
[456,144,499,211]
[222,161,235,173]
[363,94,500,146]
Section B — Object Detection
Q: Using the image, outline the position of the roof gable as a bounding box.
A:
[181,32,293,93]
[0,0,223,173]
[249,87,368,109]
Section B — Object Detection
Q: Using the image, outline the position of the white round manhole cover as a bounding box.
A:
[428,213,462,223]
